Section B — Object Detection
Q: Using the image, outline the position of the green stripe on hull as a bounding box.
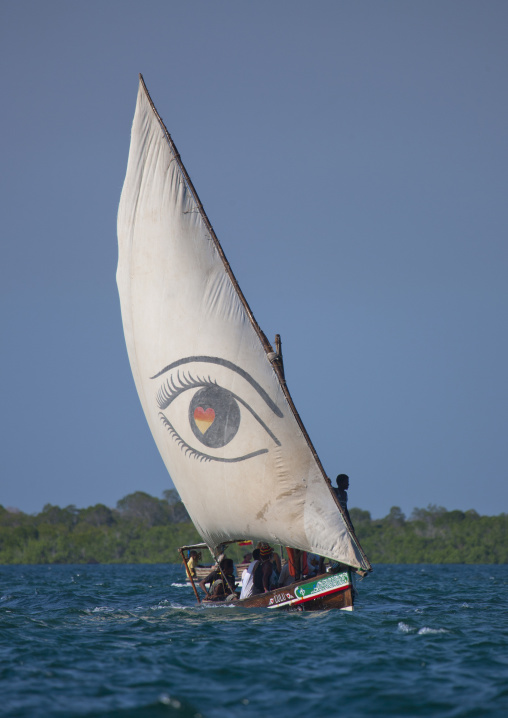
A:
[267,571,350,609]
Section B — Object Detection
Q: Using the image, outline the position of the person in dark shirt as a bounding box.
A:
[199,558,236,600]
[253,545,274,593]
[334,473,353,527]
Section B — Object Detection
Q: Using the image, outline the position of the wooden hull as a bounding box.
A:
[237,570,353,612]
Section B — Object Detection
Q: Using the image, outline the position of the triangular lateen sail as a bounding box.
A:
[117,76,371,571]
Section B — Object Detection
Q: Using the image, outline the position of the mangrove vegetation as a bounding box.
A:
[0,493,506,564]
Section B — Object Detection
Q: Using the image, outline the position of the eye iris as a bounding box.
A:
[189,386,240,448]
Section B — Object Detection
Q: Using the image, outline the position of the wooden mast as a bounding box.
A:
[179,548,201,603]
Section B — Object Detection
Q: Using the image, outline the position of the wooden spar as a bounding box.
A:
[273,333,285,380]
[138,75,371,573]
[179,548,201,603]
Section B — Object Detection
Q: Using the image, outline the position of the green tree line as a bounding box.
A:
[350,505,508,564]
[0,491,201,565]
[1,494,506,564]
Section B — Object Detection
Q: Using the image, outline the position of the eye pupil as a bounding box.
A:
[189,386,240,448]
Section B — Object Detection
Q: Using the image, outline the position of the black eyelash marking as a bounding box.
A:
[157,371,217,410]
[159,413,212,463]
[151,356,283,418]
[159,412,268,463]
[158,371,281,448]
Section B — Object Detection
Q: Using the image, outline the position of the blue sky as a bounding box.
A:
[1,1,507,518]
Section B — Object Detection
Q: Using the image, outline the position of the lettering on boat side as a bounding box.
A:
[293,573,349,601]
[152,356,282,463]
[266,573,350,609]
[268,592,294,607]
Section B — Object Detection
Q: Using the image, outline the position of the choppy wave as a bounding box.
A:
[1,563,507,717]
[398,621,449,635]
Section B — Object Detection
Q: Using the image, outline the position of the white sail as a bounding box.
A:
[117,77,370,571]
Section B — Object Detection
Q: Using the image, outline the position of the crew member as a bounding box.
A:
[334,473,353,527]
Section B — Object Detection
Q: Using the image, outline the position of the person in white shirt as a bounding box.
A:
[239,548,260,599]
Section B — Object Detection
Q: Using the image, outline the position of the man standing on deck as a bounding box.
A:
[334,474,353,528]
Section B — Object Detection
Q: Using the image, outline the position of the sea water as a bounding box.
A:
[1,564,507,717]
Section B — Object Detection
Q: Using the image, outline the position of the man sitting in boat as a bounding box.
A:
[252,545,274,594]
[186,550,201,578]
[255,541,281,589]
[198,558,236,601]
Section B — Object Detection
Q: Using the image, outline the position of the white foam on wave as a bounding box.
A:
[88,606,115,613]
[170,582,188,588]
[149,599,171,610]
[145,599,194,611]
[398,621,416,633]
[398,622,447,635]
[159,694,182,709]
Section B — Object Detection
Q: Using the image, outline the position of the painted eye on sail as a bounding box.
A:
[188,385,240,449]
[154,365,281,463]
